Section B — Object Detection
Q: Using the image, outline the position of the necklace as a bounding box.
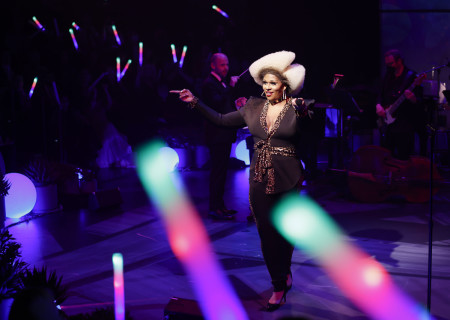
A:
[269,98,283,105]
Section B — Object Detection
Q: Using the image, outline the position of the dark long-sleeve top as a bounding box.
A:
[194,96,308,194]
[377,68,423,132]
[200,74,237,144]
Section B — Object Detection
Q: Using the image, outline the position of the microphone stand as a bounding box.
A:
[426,122,435,312]
[425,61,449,313]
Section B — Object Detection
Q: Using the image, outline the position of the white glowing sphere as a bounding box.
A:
[235,140,250,165]
[4,173,37,219]
[160,147,180,172]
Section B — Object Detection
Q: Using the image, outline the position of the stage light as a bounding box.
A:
[4,173,37,219]
[235,140,250,165]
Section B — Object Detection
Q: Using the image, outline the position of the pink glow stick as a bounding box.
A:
[29,77,38,98]
[120,59,132,80]
[139,42,143,66]
[212,5,229,18]
[112,25,121,45]
[32,16,45,30]
[116,57,121,82]
[179,46,187,68]
[69,29,78,50]
[112,253,125,320]
[171,44,177,63]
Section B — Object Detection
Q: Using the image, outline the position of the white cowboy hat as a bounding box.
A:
[249,50,306,95]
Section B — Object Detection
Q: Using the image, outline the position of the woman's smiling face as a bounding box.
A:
[262,73,285,103]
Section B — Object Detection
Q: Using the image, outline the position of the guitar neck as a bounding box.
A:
[388,76,420,113]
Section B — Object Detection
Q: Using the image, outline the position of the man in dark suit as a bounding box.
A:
[201,53,240,220]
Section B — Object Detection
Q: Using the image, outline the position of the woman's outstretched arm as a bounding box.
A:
[170,89,246,127]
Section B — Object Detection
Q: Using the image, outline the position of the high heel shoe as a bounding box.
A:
[286,271,293,292]
[266,289,288,312]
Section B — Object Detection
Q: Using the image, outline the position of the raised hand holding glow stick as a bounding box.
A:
[29,77,38,98]
[112,253,125,320]
[171,44,177,63]
[212,5,229,18]
[112,25,121,46]
[32,16,45,31]
[69,29,78,50]
[139,42,143,66]
[120,59,132,80]
[179,46,187,68]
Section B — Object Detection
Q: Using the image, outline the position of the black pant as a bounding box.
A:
[249,178,295,292]
[208,143,232,210]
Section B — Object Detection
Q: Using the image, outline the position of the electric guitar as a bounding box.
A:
[377,73,426,129]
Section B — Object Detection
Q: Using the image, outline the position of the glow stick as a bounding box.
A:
[112,253,125,320]
[170,44,177,63]
[69,28,78,50]
[212,5,229,19]
[29,77,38,98]
[139,42,143,66]
[52,82,61,107]
[112,25,121,45]
[72,22,80,30]
[136,140,248,320]
[32,16,45,31]
[272,194,434,320]
[120,59,132,80]
[116,57,121,82]
[179,46,187,68]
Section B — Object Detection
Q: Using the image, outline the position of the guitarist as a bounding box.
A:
[375,49,424,160]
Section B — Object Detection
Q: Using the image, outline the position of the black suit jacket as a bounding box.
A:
[200,74,237,144]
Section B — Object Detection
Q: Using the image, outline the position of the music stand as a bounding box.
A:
[328,89,362,168]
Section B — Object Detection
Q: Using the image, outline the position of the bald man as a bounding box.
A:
[201,53,240,220]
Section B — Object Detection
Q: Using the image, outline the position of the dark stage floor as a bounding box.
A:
[6,162,450,320]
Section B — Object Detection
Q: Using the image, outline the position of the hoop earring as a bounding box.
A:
[282,88,286,100]
[261,91,266,97]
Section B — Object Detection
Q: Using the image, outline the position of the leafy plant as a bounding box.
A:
[0,173,11,197]
[20,266,69,306]
[0,229,28,299]
[23,158,59,186]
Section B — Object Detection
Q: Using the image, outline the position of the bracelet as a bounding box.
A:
[189,96,199,109]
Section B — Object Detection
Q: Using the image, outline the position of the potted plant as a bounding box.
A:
[23,158,60,213]
[8,266,69,319]
[0,173,11,228]
[0,229,28,319]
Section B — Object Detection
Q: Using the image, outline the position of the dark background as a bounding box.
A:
[0,0,392,170]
